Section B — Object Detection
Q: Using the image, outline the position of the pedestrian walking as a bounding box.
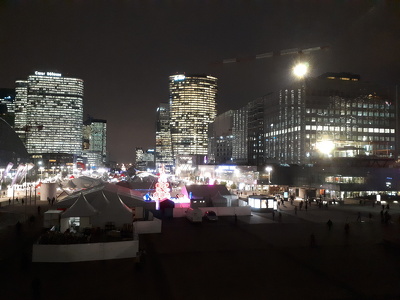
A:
[22,198,24,205]
[327,219,333,230]
[8,198,11,205]
[305,202,308,211]
[386,204,390,210]
[384,210,391,224]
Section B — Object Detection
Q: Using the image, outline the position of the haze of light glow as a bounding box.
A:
[293,63,309,78]
[316,140,335,155]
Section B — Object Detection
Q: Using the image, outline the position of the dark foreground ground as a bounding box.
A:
[0,200,400,300]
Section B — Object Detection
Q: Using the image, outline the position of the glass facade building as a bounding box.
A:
[208,110,234,164]
[155,102,173,169]
[169,74,217,160]
[264,73,396,164]
[14,71,84,156]
[82,118,107,168]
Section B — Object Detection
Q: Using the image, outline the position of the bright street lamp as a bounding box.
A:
[293,62,309,78]
[265,166,273,184]
[316,140,335,156]
[39,167,44,180]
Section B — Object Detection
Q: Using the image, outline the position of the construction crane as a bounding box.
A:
[212,45,329,65]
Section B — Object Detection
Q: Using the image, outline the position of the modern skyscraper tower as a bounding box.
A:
[169,74,217,162]
[14,71,84,156]
[83,117,108,168]
[155,102,173,170]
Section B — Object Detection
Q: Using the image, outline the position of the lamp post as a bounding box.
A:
[39,167,44,180]
[265,166,272,184]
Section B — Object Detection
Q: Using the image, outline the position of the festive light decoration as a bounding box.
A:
[152,165,170,200]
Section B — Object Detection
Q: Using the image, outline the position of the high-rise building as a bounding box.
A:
[232,107,248,164]
[208,110,234,164]
[83,117,107,168]
[135,147,155,171]
[14,71,84,156]
[169,74,217,162]
[155,103,173,170]
[0,88,15,127]
[208,107,249,165]
[264,72,396,164]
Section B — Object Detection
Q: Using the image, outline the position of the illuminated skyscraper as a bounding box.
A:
[83,117,107,168]
[14,71,84,155]
[169,74,217,161]
[155,102,173,170]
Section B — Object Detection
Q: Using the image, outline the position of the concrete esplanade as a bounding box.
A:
[0,196,399,299]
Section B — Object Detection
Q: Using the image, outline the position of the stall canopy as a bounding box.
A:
[62,193,98,218]
[91,194,133,228]
[211,192,228,207]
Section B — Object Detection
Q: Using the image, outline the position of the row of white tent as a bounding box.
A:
[52,184,156,231]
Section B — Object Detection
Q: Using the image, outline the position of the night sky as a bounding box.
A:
[1,0,399,163]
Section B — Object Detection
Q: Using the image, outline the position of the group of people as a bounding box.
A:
[47,197,56,205]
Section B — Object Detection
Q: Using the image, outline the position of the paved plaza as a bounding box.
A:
[0,198,399,299]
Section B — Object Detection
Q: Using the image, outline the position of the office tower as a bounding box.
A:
[14,71,84,156]
[169,74,217,161]
[83,117,107,168]
[0,88,15,126]
[155,102,173,170]
[247,95,272,166]
[232,107,248,164]
[135,147,155,171]
[208,110,234,164]
[264,72,396,164]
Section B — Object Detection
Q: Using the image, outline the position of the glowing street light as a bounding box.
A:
[293,62,309,78]
[265,166,273,184]
[316,140,335,156]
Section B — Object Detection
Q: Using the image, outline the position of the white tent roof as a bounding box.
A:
[90,191,110,212]
[211,192,228,207]
[91,193,133,227]
[62,193,98,218]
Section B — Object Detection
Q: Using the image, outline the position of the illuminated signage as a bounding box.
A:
[173,75,185,81]
[216,165,236,172]
[35,71,62,77]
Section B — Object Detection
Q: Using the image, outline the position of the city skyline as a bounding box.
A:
[0,1,399,162]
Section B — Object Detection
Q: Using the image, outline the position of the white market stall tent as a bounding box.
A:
[61,193,98,232]
[91,194,134,229]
